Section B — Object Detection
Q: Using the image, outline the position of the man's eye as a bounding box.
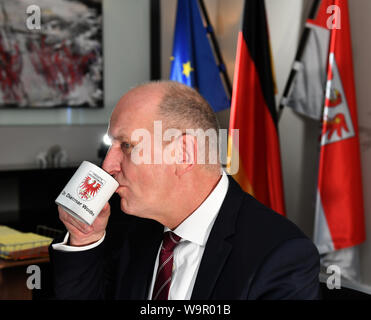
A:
[121,142,133,153]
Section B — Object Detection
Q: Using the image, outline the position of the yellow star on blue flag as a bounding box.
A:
[170,0,230,112]
[182,61,194,77]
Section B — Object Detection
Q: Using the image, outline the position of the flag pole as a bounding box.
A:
[197,0,233,98]
[278,0,321,120]
[150,0,161,80]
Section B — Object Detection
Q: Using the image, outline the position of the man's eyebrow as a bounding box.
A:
[109,132,130,142]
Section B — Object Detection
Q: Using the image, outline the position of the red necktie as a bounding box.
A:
[151,231,181,300]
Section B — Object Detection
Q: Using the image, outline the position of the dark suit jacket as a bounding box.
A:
[49,176,321,300]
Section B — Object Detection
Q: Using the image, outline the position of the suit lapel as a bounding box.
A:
[191,177,244,299]
[190,230,232,299]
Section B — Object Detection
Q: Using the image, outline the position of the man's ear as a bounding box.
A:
[175,134,197,177]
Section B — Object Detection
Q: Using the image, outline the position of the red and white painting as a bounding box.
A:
[0,0,102,108]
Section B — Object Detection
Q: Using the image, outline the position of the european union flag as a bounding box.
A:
[170,0,230,112]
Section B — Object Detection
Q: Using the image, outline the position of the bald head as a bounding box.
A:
[128,81,219,132]
[112,82,164,120]
[110,81,221,171]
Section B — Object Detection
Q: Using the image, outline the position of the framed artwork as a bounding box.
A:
[0,0,102,109]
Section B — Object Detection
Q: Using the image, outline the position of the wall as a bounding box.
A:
[0,0,151,167]
[349,0,371,288]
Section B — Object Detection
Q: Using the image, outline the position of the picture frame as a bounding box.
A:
[0,0,103,109]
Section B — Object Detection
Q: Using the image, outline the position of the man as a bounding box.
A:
[49,81,321,299]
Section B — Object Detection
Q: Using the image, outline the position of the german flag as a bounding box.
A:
[227,0,286,215]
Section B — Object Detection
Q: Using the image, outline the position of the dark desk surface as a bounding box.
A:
[0,256,50,300]
[0,256,49,270]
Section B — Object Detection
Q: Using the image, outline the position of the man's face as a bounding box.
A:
[102,88,174,220]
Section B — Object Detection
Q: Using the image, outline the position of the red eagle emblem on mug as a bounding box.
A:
[77,172,103,200]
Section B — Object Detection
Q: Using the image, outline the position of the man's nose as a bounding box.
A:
[102,146,121,176]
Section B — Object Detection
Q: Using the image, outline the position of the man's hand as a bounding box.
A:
[58,203,111,246]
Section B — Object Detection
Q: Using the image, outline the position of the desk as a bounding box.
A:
[0,257,49,300]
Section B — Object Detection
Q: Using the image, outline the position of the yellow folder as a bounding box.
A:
[0,226,53,260]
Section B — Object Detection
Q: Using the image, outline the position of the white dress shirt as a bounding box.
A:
[53,171,229,300]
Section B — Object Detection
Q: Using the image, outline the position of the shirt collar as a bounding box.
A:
[165,170,229,246]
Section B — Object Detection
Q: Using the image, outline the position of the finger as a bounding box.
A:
[98,203,111,218]
[63,218,88,237]
[58,206,93,234]
[58,206,72,224]
[68,215,93,234]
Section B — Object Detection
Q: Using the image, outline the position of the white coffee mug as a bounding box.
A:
[55,161,119,225]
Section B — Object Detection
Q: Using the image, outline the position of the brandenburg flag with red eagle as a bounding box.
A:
[281,0,365,281]
[227,0,286,216]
